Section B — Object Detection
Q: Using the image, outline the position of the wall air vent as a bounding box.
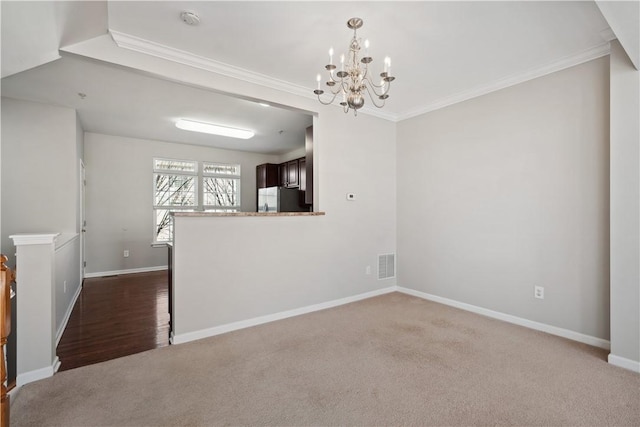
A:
[378,253,395,280]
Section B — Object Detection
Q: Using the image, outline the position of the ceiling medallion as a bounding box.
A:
[314,17,395,116]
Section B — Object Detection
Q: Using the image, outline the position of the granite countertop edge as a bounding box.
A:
[172,212,325,217]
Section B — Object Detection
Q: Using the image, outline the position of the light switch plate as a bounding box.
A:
[346,193,356,201]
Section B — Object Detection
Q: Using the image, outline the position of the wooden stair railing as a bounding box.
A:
[1,254,14,427]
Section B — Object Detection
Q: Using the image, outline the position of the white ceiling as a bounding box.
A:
[1,54,313,154]
[1,1,628,152]
[106,1,612,118]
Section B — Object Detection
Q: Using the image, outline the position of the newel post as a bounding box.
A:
[9,234,60,386]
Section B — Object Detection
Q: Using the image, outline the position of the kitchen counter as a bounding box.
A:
[172,211,325,217]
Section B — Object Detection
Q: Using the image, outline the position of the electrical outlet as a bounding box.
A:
[365,265,371,275]
[534,286,544,299]
[64,280,67,293]
[346,193,356,201]
[124,249,130,258]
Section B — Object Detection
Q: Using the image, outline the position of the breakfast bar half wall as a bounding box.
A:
[169,211,397,344]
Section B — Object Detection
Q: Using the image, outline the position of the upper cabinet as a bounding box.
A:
[257,159,302,189]
[304,126,313,205]
[279,159,301,189]
[286,159,300,188]
[299,158,306,192]
[279,163,287,187]
[256,163,279,189]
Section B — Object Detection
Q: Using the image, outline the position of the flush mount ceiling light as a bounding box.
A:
[175,119,254,139]
[314,17,395,116]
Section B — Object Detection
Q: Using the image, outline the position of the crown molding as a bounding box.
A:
[109,30,609,123]
[357,105,399,121]
[109,30,399,122]
[599,27,616,42]
[396,42,611,121]
[109,30,311,99]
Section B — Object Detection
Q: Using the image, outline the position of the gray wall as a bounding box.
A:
[173,107,397,340]
[277,145,306,163]
[397,57,610,340]
[1,97,83,362]
[84,132,280,274]
[1,97,81,263]
[609,40,640,365]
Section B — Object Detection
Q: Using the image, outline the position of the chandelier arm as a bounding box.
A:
[317,91,340,106]
[323,71,347,96]
[329,74,350,94]
[340,79,350,93]
[360,62,369,81]
[365,74,386,90]
[363,77,382,97]
[327,84,345,96]
[364,75,390,97]
[364,84,386,109]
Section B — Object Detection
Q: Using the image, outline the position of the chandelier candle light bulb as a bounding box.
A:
[314,17,395,116]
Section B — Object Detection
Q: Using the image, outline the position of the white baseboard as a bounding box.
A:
[16,356,59,386]
[56,283,83,345]
[173,285,612,351]
[397,287,611,350]
[608,354,640,373]
[9,384,21,407]
[171,286,397,345]
[84,265,167,278]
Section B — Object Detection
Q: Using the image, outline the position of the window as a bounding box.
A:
[153,158,240,242]
[203,162,241,211]
[153,159,197,243]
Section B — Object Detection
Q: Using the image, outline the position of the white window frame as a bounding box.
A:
[202,162,241,212]
[152,158,198,244]
[152,158,242,243]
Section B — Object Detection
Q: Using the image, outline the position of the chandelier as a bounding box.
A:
[314,17,395,116]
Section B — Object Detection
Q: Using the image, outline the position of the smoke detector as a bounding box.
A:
[180,11,200,26]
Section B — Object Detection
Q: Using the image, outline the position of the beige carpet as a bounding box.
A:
[11,292,640,426]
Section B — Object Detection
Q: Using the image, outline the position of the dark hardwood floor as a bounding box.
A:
[56,271,170,371]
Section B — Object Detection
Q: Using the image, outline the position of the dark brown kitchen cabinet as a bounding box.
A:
[298,157,310,207]
[287,159,299,188]
[280,159,300,188]
[299,158,306,192]
[305,126,313,206]
[256,163,279,189]
[279,163,287,187]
